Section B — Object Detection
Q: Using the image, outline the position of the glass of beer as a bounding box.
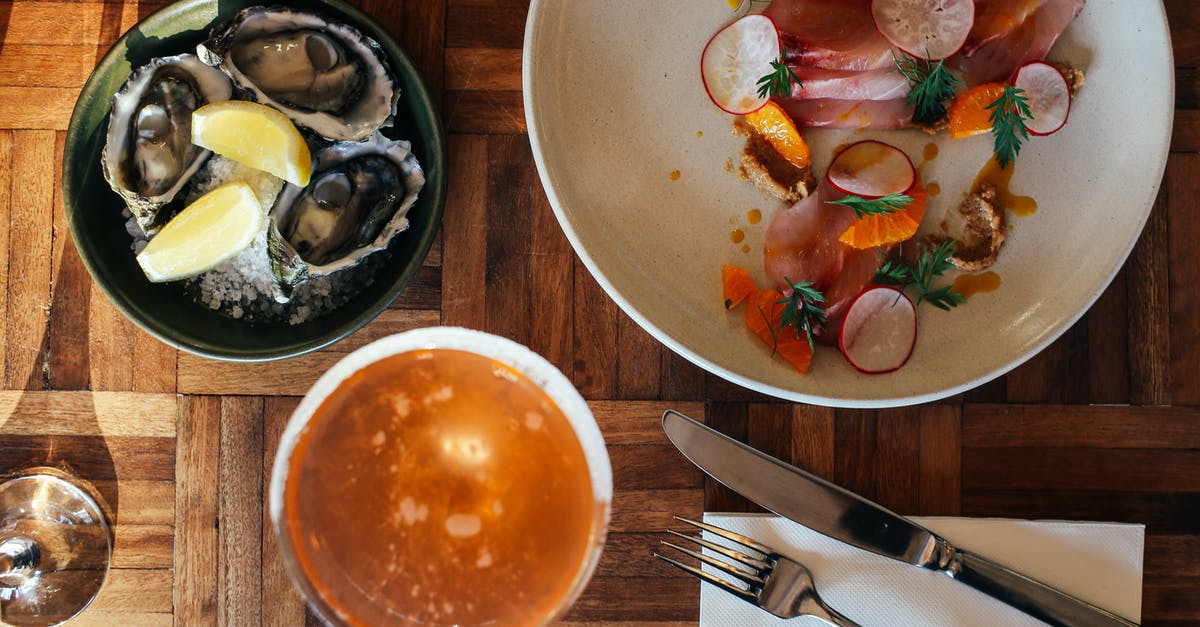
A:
[269,327,612,626]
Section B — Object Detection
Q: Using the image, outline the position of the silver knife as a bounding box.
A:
[662,409,1138,627]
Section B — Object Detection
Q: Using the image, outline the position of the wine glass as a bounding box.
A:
[0,467,112,626]
[269,327,613,626]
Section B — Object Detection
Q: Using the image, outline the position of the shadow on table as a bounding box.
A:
[0,391,120,540]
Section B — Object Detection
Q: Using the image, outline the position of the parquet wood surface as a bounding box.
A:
[0,0,1195,625]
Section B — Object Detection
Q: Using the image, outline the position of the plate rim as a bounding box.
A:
[522,0,1175,407]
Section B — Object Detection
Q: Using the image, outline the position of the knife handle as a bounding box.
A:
[946,549,1138,626]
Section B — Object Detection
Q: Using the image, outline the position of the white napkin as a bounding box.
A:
[700,513,1143,626]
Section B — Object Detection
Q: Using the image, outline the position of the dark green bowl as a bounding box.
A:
[64,0,446,361]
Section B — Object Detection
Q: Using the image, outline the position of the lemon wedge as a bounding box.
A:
[136,181,265,282]
[192,101,312,187]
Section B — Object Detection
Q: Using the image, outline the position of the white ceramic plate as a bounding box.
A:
[523,0,1173,407]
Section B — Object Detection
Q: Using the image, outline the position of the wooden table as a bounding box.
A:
[0,1,1195,625]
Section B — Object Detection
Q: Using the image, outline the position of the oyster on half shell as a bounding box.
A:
[266,133,424,301]
[101,54,233,235]
[198,6,400,142]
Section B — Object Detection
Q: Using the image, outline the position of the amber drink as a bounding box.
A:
[270,328,612,626]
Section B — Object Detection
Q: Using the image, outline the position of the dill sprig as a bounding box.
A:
[777,277,827,352]
[986,85,1033,168]
[893,50,963,125]
[873,241,967,311]
[756,47,802,99]
[827,193,913,219]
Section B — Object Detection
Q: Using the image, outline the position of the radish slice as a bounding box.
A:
[826,140,915,199]
[1014,61,1071,136]
[839,287,917,374]
[870,0,974,61]
[700,15,781,115]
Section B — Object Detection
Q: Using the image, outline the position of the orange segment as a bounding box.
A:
[743,288,813,374]
[722,264,758,310]
[947,82,1006,139]
[744,101,811,169]
[837,181,928,249]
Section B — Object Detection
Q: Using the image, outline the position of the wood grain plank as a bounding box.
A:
[76,567,173,615]
[617,313,661,400]
[217,396,264,626]
[440,134,488,328]
[529,165,574,377]
[1165,0,1199,67]
[0,391,174,436]
[573,264,619,398]
[175,395,220,626]
[595,532,698,579]
[1144,534,1200,577]
[833,409,879,501]
[132,328,175,393]
[610,444,702,490]
[445,48,522,91]
[1086,271,1129,403]
[591,400,704,446]
[108,480,174,526]
[112,523,174,569]
[0,86,76,130]
[877,407,920,513]
[1003,321,1088,404]
[609,489,703,533]
[176,309,440,395]
[964,448,1200,492]
[1166,154,1200,404]
[0,436,173,483]
[659,349,706,401]
[747,402,793,464]
[963,404,1200,449]
[1127,186,1171,405]
[484,134,533,344]
[5,129,55,390]
[261,397,306,627]
[1172,109,1200,152]
[446,4,525,48]
[443,90,525,134]
[0,44,96,87]
[48,129,91,390]
[789,404,835,477]
[87,285,134,391]
[918,404,961,516]
[0,130,10,385]
[565,577,698,623]
[963,489,1200,534]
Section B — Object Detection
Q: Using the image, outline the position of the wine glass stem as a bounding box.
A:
[0,536,39,589]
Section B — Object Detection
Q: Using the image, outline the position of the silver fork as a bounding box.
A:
[655,516,862,626]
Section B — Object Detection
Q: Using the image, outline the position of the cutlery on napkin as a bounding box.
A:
[699,514,1143,627]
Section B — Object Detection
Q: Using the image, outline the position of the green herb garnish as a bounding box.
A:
[986,84,1033,168]
[893,50,963,125]
[756,47,802,99]
[777,277,827,352]
[873,241,967,311]
[827,193,913,219]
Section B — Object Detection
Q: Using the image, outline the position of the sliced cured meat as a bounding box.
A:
[777,98,914,130]
[787,67,911,101]
[951,0,1084,84]
[962,0,1049,55]
[764,183,887,340]
[766,0,894,71]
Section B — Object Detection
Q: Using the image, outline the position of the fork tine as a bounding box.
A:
[658,539,765,586]
[666,529,771,571]
[653,552,758,603]
[673,516,774,556]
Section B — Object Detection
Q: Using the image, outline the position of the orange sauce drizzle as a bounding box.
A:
[730,229,745,243]
[747,209,762,224]
[972,156,1037,217]
[953,271,1002,297]
[923,142,939,161]
[669,170,681,181]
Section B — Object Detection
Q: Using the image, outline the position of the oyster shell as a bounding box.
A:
[101,54,233,235]
[267,133,424,301]
[198,6,400,142]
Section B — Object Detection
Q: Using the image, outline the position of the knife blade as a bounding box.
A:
[662,409,1138,627]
